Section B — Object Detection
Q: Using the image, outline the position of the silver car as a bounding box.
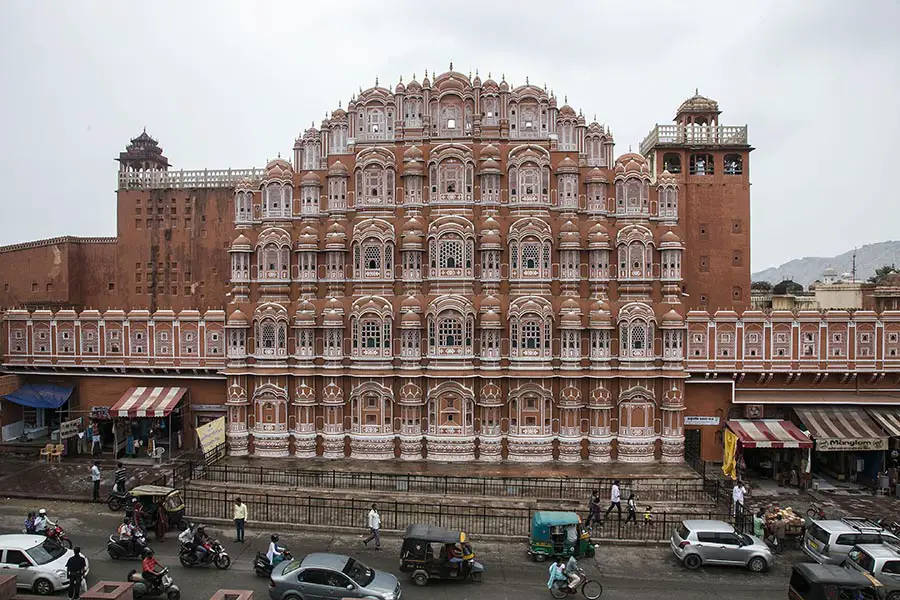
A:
[670,519,774,572]
[803,518,900,566]
[269,552,401,600]
[0,534,90,595]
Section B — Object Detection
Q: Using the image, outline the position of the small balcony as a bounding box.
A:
[640,124,749,155]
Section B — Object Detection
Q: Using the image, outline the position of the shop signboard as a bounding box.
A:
[196,416,225,452]
[59,417,83,439]
[684,416,720,426]
[816,437,888,452]
[91,406,111,420]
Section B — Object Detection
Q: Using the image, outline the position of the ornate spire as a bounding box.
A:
[526,75,530,85]
[375,76,379,86]
[338,100,342,108]
[564,95,568,104]
[449,60,453,70]
[399,74,403,83]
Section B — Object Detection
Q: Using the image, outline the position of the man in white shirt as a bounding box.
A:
[732,481,748,525]
[90,461,101,502]
[34,509,50,533]
[604,480,622,520]
[363,504,381,550]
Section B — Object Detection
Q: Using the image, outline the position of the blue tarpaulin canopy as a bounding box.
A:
[2,384,73,409]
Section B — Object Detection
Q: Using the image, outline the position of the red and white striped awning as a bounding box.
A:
[111,387,187,418]
[726,419,813,449]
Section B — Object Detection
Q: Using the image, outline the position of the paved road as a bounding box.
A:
[0,499,798,600]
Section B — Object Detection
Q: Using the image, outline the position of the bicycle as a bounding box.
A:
[550,569,603,599]
[806,502,826,520]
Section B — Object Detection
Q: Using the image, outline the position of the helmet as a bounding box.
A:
[142,548,153,558]
[38,509,47,516]
[271,534,279,543]
[124,517,132,525]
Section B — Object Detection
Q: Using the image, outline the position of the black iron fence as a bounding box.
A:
[185,463,715,505]
[182,486,751,541]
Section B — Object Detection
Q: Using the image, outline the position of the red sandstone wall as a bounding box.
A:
[684,381,732,462]
[116,189,232,313]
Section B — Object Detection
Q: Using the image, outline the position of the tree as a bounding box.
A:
[751,281,773,292]
[869,265,899,285]
[772,279,803,295]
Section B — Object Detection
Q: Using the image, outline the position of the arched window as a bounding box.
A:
[618,242,651,279]
[328,178,347,211]
[234,191,252,223]
[440,104,461,136]
[619,319,653,359]
[482,96,499,125]
[303,142,320,170]
[366,108,385,138]
[558,174,578,209]
[690,153,714,175]
[438,317,462,348]
[724,153,743,175]
[663,153,681,174]
[404,98,423,127]
[256,319,287,357]
[659,187,678,219]
[330,124,348,154]
[586,136,606,167]
[558,122,576,151]
[259,244,290,280]
[263,183,291,218]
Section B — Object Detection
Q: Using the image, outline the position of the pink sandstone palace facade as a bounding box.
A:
[3,67,900,466]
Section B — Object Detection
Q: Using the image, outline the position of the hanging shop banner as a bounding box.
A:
[196,415,226,452]
[59,417,83,439]
[722,429,738,480]
[91,406,111,420]
[815,437,888,452]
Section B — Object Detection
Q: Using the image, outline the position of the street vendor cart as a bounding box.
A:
[765,506,806,549]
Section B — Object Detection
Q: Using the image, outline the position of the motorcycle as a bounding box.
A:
[107,531,151,560]
[253,549,292,577]
[178,538,231,570]
[128,567,180,600]
[108,489,129,511]
[878,518,900,537]
[44,524,72,549]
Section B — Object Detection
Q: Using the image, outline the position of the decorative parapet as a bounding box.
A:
[0,235,117,254]
[640,124,749,155]
[118,168,264,190]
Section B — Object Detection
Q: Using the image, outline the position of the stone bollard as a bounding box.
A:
[0,574,15,600]
[208,591,253,600]
[82,581,133,600]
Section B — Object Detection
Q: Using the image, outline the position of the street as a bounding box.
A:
[0,498,801,600]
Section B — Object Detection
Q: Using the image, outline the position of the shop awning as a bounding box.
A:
[111,387,187,418]
[865,407,900,438]
[726,419,812,449]
[735,391,900,405]
[794,406,889,452]
[2,384,73,409]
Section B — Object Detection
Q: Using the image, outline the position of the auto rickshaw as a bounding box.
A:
[528,511,595,562]
[788,563,883,600]
[399,524,484,586]
[113,485,188,539]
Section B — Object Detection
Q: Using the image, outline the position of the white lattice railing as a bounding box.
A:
[118,168,264,190]
[640,125,748,154]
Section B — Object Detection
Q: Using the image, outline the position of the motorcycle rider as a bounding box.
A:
[33,509,51,534]
[117,517,136,556]
[267,534,285,567]
[141,548,163,590]
[192,526,212,563]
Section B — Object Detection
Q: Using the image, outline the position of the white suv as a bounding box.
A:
[803,518,900,566]
[0,534,89,595]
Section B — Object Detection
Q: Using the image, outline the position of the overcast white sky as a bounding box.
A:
[0,0,897,271]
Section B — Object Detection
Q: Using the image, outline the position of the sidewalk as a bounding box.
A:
[0,456,174,502]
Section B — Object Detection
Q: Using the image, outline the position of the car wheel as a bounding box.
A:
[748,557,767,573]
[33,578,54,596]
[888,593,900,600]
[683,554,702,570]
[470,571,483,582]
[412,572,428,586]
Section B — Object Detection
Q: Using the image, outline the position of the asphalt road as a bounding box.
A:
[0,498,798,600]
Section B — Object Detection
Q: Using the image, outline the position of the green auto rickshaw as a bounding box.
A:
[528,511,595,562]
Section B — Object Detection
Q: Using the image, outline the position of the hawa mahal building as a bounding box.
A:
[3,67,900,466]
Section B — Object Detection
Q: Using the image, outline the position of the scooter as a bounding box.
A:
[253,549,292,577]
[178,538,231,570]
[108,489,129,511]
[128,567,180,600]
[107,531,151,560]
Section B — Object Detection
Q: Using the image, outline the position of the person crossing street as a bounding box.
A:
[363,504,381,550]
[90,462,101,502]
[604,480,622,520]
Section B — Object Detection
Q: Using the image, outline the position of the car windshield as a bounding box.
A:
[847,547,876,573]
[343,557,375,587]
[676,524,690,540]
[739,533,753,546]
[26,540,67,565]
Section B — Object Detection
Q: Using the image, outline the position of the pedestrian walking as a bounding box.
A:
[114,462,127,494]
[363,503,381,550]
[233,497,247,543]
[65,546,86,599]
[732,480,747,524]
[624,492,637,524]
[772,514,786,554]
[604,480,622,520]
[90,461,101,502]
[584,490,601,528]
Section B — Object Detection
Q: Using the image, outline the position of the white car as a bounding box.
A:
[0,534,89,595]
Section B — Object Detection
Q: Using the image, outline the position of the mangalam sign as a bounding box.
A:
[815,437,888,452]
[196,416,226,452]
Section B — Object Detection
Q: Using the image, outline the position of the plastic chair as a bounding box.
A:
[39,443,53,462]
[51,444,64,462]
[150,446,166,465]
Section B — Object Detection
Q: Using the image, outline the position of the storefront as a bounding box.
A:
[109,387,188,459]
[0,384,73,442]
[794,406,889,485]
[725,419,813,485]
